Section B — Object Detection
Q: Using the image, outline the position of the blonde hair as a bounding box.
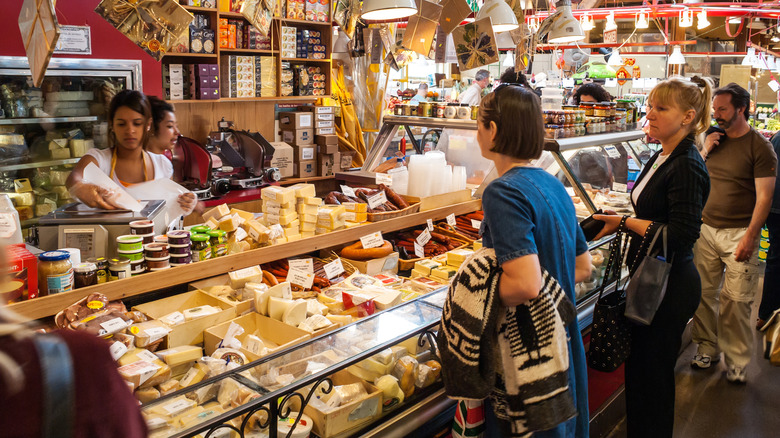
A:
[648,76,713,137]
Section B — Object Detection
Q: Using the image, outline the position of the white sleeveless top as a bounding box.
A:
[84,148,173,186]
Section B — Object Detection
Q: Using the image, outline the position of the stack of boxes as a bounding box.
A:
[248,27,272,50]
[194,64,220,100]
[289,183,319,238]
[189,13,215,54]
[281,63,294,96]
[164,64,219,100]
[291,65,326,97]
[286,0,306,19]
[256,57,276,97]
[281,26,297,58]
[218,18,237,49]
[298,29,326,59]
[260,186,299,242]
[163,64,191,101]
[279,112,316,178]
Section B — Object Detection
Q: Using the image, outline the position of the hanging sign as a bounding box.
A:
[633,65,641,79]
[616,66,631,86]
[603,28,617,44]
[55,25,92,55]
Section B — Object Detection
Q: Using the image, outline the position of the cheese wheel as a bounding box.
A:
[282,299,307,327]
[268,296,294,321]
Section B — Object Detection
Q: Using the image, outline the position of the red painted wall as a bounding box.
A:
[0,0,162,96]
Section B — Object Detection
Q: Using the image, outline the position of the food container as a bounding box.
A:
[456,105,470,119]
[405,103,417,116]
[167,230,191,245]
[144,243,170,259]
[149,266,171,272]
[108,257,131,281]
[129,220,154,235]
[170,262,188,268]
[169,244,192,255]
[394,104,405,116]
[470,105,479,120]
[146,256,170,270]
[116,235,143,252]
[418,101,433,117]
[130,259,145,274]
[117,249,144,262]
[208,230,228,258]
[580,102,595,116]
[191,234,212,262]
[435,103,446,118]
[38,251,73,296]
[153,235,169,244]
[444,104,457,119]
[87,257,109,284]
[190,225,211,234]
[140,233,154,244]
[170,252,192,264]
[594,103,609,117]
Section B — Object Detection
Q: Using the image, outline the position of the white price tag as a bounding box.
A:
[605,78,618,87]
[109,341,128,361]
[163,398,193,416]
[612,182,628,193]
[288,258,314,274]
[414,241,425,258]
[604,145,621,159]
[136,349,159,363]
[644,78,658,89]
[341,185,356,198]
[286,268,315,289]
[632,78,645,89]
[360,231,384,249]
[367,191,388,209]
[562,78,575,88]
[427,219,434,232]
[279,282,293,300]
[100,317,128,334]
[769,80,780,92]
[416,228,432,246]
[323,258,346,279]
[376,173,393,186]
[145,327,169,343]
[446,214,457,227]
[471,219,482,230]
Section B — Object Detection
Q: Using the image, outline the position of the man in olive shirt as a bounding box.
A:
[692,83,777,383]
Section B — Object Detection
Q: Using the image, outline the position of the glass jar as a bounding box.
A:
[108,257,131,282]
[190,225,211,235]
[87,257,109,284]
[191,234,212,262]
[208,230,228,258]
[74,262,98,289]
[554,111,566,125]
[38,251,73,296]
[406,103,417,116]
[609,102,617,117]
[394,104,404,116]
[435,103,447,118]
[594,103,608,117]
[471,105,479,120]
[580,102,595,116]
[456,104,471,119]
[545,125,557,139]
[444,104,457,119]
[419,101,433,117]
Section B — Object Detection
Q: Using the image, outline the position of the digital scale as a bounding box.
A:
[37,200,166,259]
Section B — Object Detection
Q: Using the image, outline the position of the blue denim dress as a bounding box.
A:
[482,166,590,438]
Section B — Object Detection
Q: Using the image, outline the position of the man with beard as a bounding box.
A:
[692,83,777,383]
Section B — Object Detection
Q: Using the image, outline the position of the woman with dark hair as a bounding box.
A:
[499,67,530,87]
[146,96,180,159]
[66,90,196,212]
[572,82,611,104]
[478,84,592,437]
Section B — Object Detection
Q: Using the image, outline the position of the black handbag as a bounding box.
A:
[624,225,672,326]
[588,218,632,372]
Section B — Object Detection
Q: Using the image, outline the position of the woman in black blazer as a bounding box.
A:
[593,77,712,438]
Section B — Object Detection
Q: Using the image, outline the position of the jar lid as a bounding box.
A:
[145,243,169,251]
[190,226,211,234]
[167,230,191,240]
[129,220,153,227]
[116,235,143,244]
[207,230,227,237]
[191,234,210,242]
[74,262,97,273]
[109,257,131,266]
[39,251,70,262]
[87,256,107,263]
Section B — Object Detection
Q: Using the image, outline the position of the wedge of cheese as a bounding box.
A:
[282,299,308,327]
[288,183,316,198]
[431,266,458,281]
[155,345,203,367]
[447,249,474,268]
[244,220,270,243]
[202,204,230,223]
[179,366,206,388]
[219,214,241,232]
[268,296,295,321]
[268,282,292,299]
[230,208,255,222]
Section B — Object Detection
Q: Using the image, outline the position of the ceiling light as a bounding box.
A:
[528,15,540,33]
[476,0,519,32]
[503,51,515,68]
[580,13,594,31]
[547,0,585,43]
[742,47,757,66]
[607,50,623,66]
[697,9,710,29]
[750,18,767,30]
[669,45,686,65]
[679,7,694,27]
[605,11,617,31]
[635,10,649,29]
[360,0,418,20]
[766,55,777,70]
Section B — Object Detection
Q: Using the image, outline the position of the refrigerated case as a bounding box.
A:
[0,57,142,229]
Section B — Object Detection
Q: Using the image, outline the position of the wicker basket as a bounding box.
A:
[397,226,471,271]
[317,253,359,285]
[367,201,420,222]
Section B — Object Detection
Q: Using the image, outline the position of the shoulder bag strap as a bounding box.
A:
[597,216,629,299]
[32,334,74,438]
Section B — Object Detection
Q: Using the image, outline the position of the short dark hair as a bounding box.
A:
[713,82,750,120]
[499,67,530,87]
[478,85,545,160]
[573,83,612,104]
[148,95,175,135]
[108,90,152,148]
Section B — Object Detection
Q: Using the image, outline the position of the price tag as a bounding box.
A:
[632,78,645,89]
[604,145,621,159]
[416,228,432,246]
[427,219,434,232]
[605,78,618,87]
[375,173,393,186]
[145,327,169,343]
[341,185,356,198]
[414,241,425,258]
[163,398,193,416]
[109,341,128,361]
[471,219,482,229]
[769,80,780,92]
[136,349,159,363]
[360,231,384,249]
[446,214,457,227]
[100,317,128,334]
[367,191,388,209]
[562,78,575,88]
[288,258,314,274]
[323,258,346,279]
[286,268,315,289]
[612,182,628,193]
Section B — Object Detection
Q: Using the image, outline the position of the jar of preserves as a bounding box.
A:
[406,103,417,116]
[444,104,457,119]
[86,257,109,284]
[471,105,479,120]
[435,103,447,118]
[594,103,608,117]
[419,102,433,117]
[38,251,73,296]
[191,234,212,262]
[108,257,131,282]
[580,102,595,116]
[208,230,228,258]
[545,125,557,139]
[394,104,404,116]
[609,102,617,117]
[190,225,211,235]
[456,105,471,119]
[74,263,98,289]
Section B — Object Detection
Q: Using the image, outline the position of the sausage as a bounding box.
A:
[324,191,341,205]
[379,184,410,209]
[262,270,279,286]
[340,240,394,260]
[336,193,355,203]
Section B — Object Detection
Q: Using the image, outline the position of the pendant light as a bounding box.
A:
[476,0,519,33]
[635,10,649,29]
[528,15,540,33]
[547,0,585,43]
[679,7,693,28]
[668,46,686,65]
[502,51,515,68]
[766,55,777,70]
[742,47,757,66]
[580,13,594,31]
[605,11,617,31]
[697,9,710,30]
[607,50,623,66]
[753,51,766,70]
[360,0,418,20]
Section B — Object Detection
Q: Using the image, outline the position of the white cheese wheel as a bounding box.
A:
[268,296,294,321]
[282,299,308,327]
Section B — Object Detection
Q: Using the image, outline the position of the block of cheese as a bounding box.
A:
[278,206,297,217]
[306,299,328,316]
[244,334,265,356]
[51,147,71,159]
[229,265,264,289]
[135,386,161,403]
[182,305,220,321]
[129,320,171,347]
[301,231,315,239]
[275,187,296,204]
[203,204,231,223]
[288,183,316,198]
[118,359,171,389]
[343,202,368,213]
[149,395,196,417]
[355,356,392,375]
[297,203,319,216]
[264,213,280,225]
[268,296,295,321]
[179,366,206,388]
[282,299,308,326]
[7,192,34,206]
[300,213,317,223]
[244,220,270,243]
[473,239,483,251]
[326,314,354,325]
[69,138,93,157]
[317,217,345,230]
[283,220,300,231]
[230,208,255,222]
[15,206,34,221]
[344,211,367,223]
[303,196,322,206]
[260,186,284,202]
[410,268,426,279]
[447,249,474,267]
[204,217,219,230]
[177,405,223,429]
[35,204,55,216]
[217,378,242,408]
[48,138,68,150]
[315,226,329,235]
[233,227,248,242]
[14,179,33,193]
[431,266,458,281]
[155,345,203,367]
[286,234,301,242]
[278,211,299,226]
[369,288,403,310]
[414,260,441,276]
[219,214,241,232]
[158,379,181,396]
[345,221,363,229]
[300,221,316,232]
[284,226,300,237]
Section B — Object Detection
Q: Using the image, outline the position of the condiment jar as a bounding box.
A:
[456,105,470,119]
[38,251,74,296]
[435,103,446,118]
[74,263,98,289]
[190,225,211,235]
[191,234,212,262]
[208,230,228,258]
[444,104,457,119]
[470,105,479,120]
[129,220,154,235]
[87,257,109,284]
[108,257,131,282]
[144,242,170,259]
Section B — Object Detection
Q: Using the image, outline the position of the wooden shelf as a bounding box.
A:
[220,48,278,54]
[275,18,332,27]
[279,175,335,185]
[218,11,244,18]
[182,5,218,12]
[280,58,331,63]
[163,53,218,58]
[169,96,318,104]
[8,200,481,320]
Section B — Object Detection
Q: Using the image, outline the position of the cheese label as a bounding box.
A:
[367,191,388,209]
[417,228,432,245]
[414,241,424,258]
[109,341,128,361]
[145,327,169,343]
[345,211,357,221]
[375,173,393,186]
[265,204,281,215]
[100,317,128,334]
[360,231,384,249]
[162,398,192,416]
[323,258,345,279]
[269,224,284,239]
[288,258,314,274]
[161,311,185,326]
[427,219,434,232]
[286,268,314,289]
[446,214,456,227]
[471,219,482,230]
[612,182,628,193]
[604,145,621,159]
[136,349,160,363]
[341,185,356,197]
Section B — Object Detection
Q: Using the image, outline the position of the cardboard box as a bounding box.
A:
[279,111,314,129]
[304,370,383,438]
[204,313,310,361]
[341,252,399,275]
[293,144,316,162]
[133,291,238,347]
[314,120,334,129]
[315,127,336,136]
[317,143,338,155]
[188,274,253,314]
[340,150,356,170]
[269,142,294,178]
[282,128,314,145]
[298,105,335,114]
[315,134,338,149]
[296,159,317,178]
[5,244,38,301]
[318,152,340,177]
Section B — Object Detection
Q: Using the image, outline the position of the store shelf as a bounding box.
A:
[218,11,244,18]
[169,96,317,104]
[219,48,278,54]
[182,5,218,12]
[280,57,331,63]
[0,116,98,125]
[547,130,645,153]
[382,115,477,130]
[0,157,80,171]
[275,17,332,27]
[7,199,482,320]
[162,53,218,58]
[278,175,335,185]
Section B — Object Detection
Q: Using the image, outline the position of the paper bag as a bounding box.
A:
[241,0,274,37]
[402,0,442,56]
[452,18,499,72]
[438,0,473,34]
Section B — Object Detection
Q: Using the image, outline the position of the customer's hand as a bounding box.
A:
[68,182,121,210]
[177,192,197,215]
[592,211,621,240]
[734,233,757,262]
[702,132,723,158]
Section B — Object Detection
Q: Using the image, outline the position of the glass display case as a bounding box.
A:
[0,57,141,228]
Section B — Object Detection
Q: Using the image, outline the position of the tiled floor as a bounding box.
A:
[606,288,780,437]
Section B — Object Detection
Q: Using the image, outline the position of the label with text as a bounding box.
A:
[286,268,315,289]
[612,182,628,193]
[604,145,621,159]
[341,185,356,197]
[416,228,432,246]
[100,317,128,334]
[323,258,346,279]
[109,341,128,361]
[427,219,434,231]
[360,231,384,249]
[136,349,159,363]
[367,191,388,209]
[375,173,393,186]
[446,214,457,227]
[471,219,482,230]
[414,241,424,258]
[288,258,314,274]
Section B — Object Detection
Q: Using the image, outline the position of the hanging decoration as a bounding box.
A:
[509,23,531,71]
[241,0,275,36]
[616,66,631,85]
[452,18,499,71]
[384,41,417,71]
[402,0,443,56]
[439,0,473,34]
[18,0,60,87]
[94,0,193,61]
[334,0,360,38]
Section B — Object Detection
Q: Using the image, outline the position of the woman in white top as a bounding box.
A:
[66,90,196,212]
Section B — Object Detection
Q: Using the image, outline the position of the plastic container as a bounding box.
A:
[140,233,154,244]
[170,252,192,264]
[0,194,23,246]
[276,412,313,438]
[116,235,143,252]
[108,257,131,281]
[145,256,170,270]
[73,263,98,289]
[169,244,192,255]
[129,220,154,235]
[117,249,144,262]
[166,230,191,245]
[130,259,145,274]
[153,235,169,244]
[38,251,73,296]
[144,243,170,259]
